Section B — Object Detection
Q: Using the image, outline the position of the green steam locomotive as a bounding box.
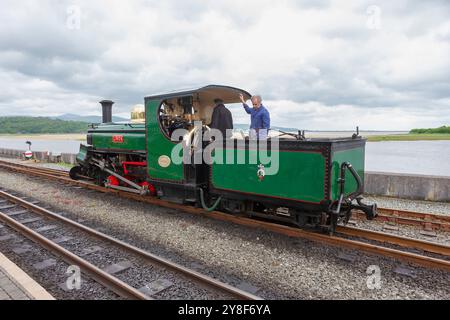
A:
[71,85,377,233]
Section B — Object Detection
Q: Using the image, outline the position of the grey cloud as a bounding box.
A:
[0,0,448,130]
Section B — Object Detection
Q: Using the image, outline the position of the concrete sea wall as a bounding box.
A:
[364,171,449,202]
[0,148,77,165]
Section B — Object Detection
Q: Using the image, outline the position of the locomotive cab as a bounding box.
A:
[145,85,252,203]
[157,88,249,139]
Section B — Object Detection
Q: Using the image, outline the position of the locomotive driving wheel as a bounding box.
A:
[69,166,82,180]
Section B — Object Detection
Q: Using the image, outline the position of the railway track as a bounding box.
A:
[353,207,450,231]
[0,188,261,300]
[0,159,449,273]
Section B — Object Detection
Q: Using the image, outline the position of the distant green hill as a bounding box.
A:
[0,117,88,134]
[54,113,129,123]
[410,125,450,134]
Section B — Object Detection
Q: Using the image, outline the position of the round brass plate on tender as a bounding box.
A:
[158,155,171,168]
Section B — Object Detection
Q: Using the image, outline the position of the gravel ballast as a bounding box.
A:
[0,168,448,299]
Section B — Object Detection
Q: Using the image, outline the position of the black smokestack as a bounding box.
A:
[100,100,114,123]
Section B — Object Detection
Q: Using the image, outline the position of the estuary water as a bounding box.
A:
[0,136,449,177]
[0,137,83,154]
[365,140,450,177]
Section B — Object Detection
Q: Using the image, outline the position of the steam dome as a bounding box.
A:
[131,104,145,123]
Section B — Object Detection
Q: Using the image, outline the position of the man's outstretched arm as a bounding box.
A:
[240,93,252,114]
[243,103,252,114]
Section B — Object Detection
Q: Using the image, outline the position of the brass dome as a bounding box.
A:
[131,104,145,123]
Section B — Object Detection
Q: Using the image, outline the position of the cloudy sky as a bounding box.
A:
[0,0,449,130]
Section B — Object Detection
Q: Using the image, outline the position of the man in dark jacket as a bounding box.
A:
[209,98,233,140]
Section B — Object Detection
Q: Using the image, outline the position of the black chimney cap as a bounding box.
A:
[100,100,115,105]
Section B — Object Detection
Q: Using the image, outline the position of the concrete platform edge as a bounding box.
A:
[0,252,55,300]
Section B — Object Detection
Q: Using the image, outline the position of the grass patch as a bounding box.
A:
[56,162,75,169]
[367,134,450,142]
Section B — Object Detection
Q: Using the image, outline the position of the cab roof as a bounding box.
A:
[144,84,252,105]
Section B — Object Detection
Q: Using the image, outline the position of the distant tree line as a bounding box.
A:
[0,117,88,134]
[409,125,450,134]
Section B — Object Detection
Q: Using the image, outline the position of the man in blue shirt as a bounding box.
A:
[239,93,270,140]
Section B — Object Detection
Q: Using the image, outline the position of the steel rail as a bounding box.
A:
[0,160,449,272]
[354,208,450,231]
[336,225,450,256]
[0,190,262,300]
[377,207,450,223]
[0,161,70,177]
[0,210,149,300]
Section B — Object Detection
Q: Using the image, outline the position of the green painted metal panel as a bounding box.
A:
[146,99,184,182]
[92,132,146,151]
[90,123,146,151]
[331,147,365,201]
[211,148,326,203]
